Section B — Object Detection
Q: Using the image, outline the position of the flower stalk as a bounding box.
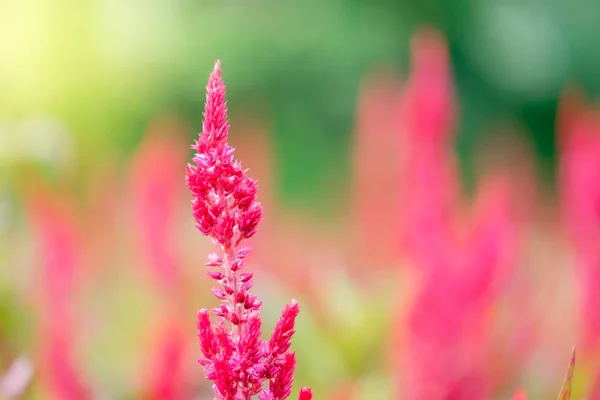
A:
[186,61,311,400]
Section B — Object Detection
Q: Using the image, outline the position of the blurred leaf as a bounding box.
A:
[557,347,575,400]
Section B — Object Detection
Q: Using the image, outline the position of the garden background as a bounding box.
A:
[2,0,600,398]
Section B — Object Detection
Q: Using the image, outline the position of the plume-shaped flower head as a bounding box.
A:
[186,61,311,400]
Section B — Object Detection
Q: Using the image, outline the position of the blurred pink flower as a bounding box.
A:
[351,68,403,271]
[43,334,90,400]
[26,186,90,399]
[396,27,518,399]
[558,88,600,354]
[130,117,190,399]
[130,116,188,291]
[589,371,600,400]
[186,61,311,400]
[144,323,187,400]
[398,28,458,267]
[84,159,120,279]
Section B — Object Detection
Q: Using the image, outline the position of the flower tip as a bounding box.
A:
[298,387,313,400]
[412,26,447,58]
[197,308,209,318]
[213,59,222,73]
[288,299,300,312]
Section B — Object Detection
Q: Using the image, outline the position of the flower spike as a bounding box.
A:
[186,61,311,399]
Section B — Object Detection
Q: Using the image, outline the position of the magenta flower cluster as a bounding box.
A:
[186,61,312,400]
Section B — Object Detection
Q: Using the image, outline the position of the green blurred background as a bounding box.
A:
[4,0,600,204]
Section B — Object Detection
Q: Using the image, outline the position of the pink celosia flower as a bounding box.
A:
[186,60,311,400]
[83,159,119,279]
[130,118,189,399]
[589,371,600,400]
[558,88,600,353]
[130,117,187,290]
[26,187,91,399]
[297,387,313,400]
[396,28,518,399]
[43,334,90,400]
[144,323,186,400]
[351,69,403,271]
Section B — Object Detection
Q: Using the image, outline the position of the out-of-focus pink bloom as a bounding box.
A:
[589,371,600,400]
[471,131,538,386]
[26,187,90,400]
[186,61,310,399]
[558,88,600,353]
[130,116,187,291]
[351,69,403,270]
[398,28,458,271]
[512,389,527,400]
[84,158,119,279]
[144,323,186,400]
[401,27,455,144]
[130,117,190,399]
[397,25,458,283]
[28,190,78,330]
[43,334,90,400]
[396,28,518,399]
